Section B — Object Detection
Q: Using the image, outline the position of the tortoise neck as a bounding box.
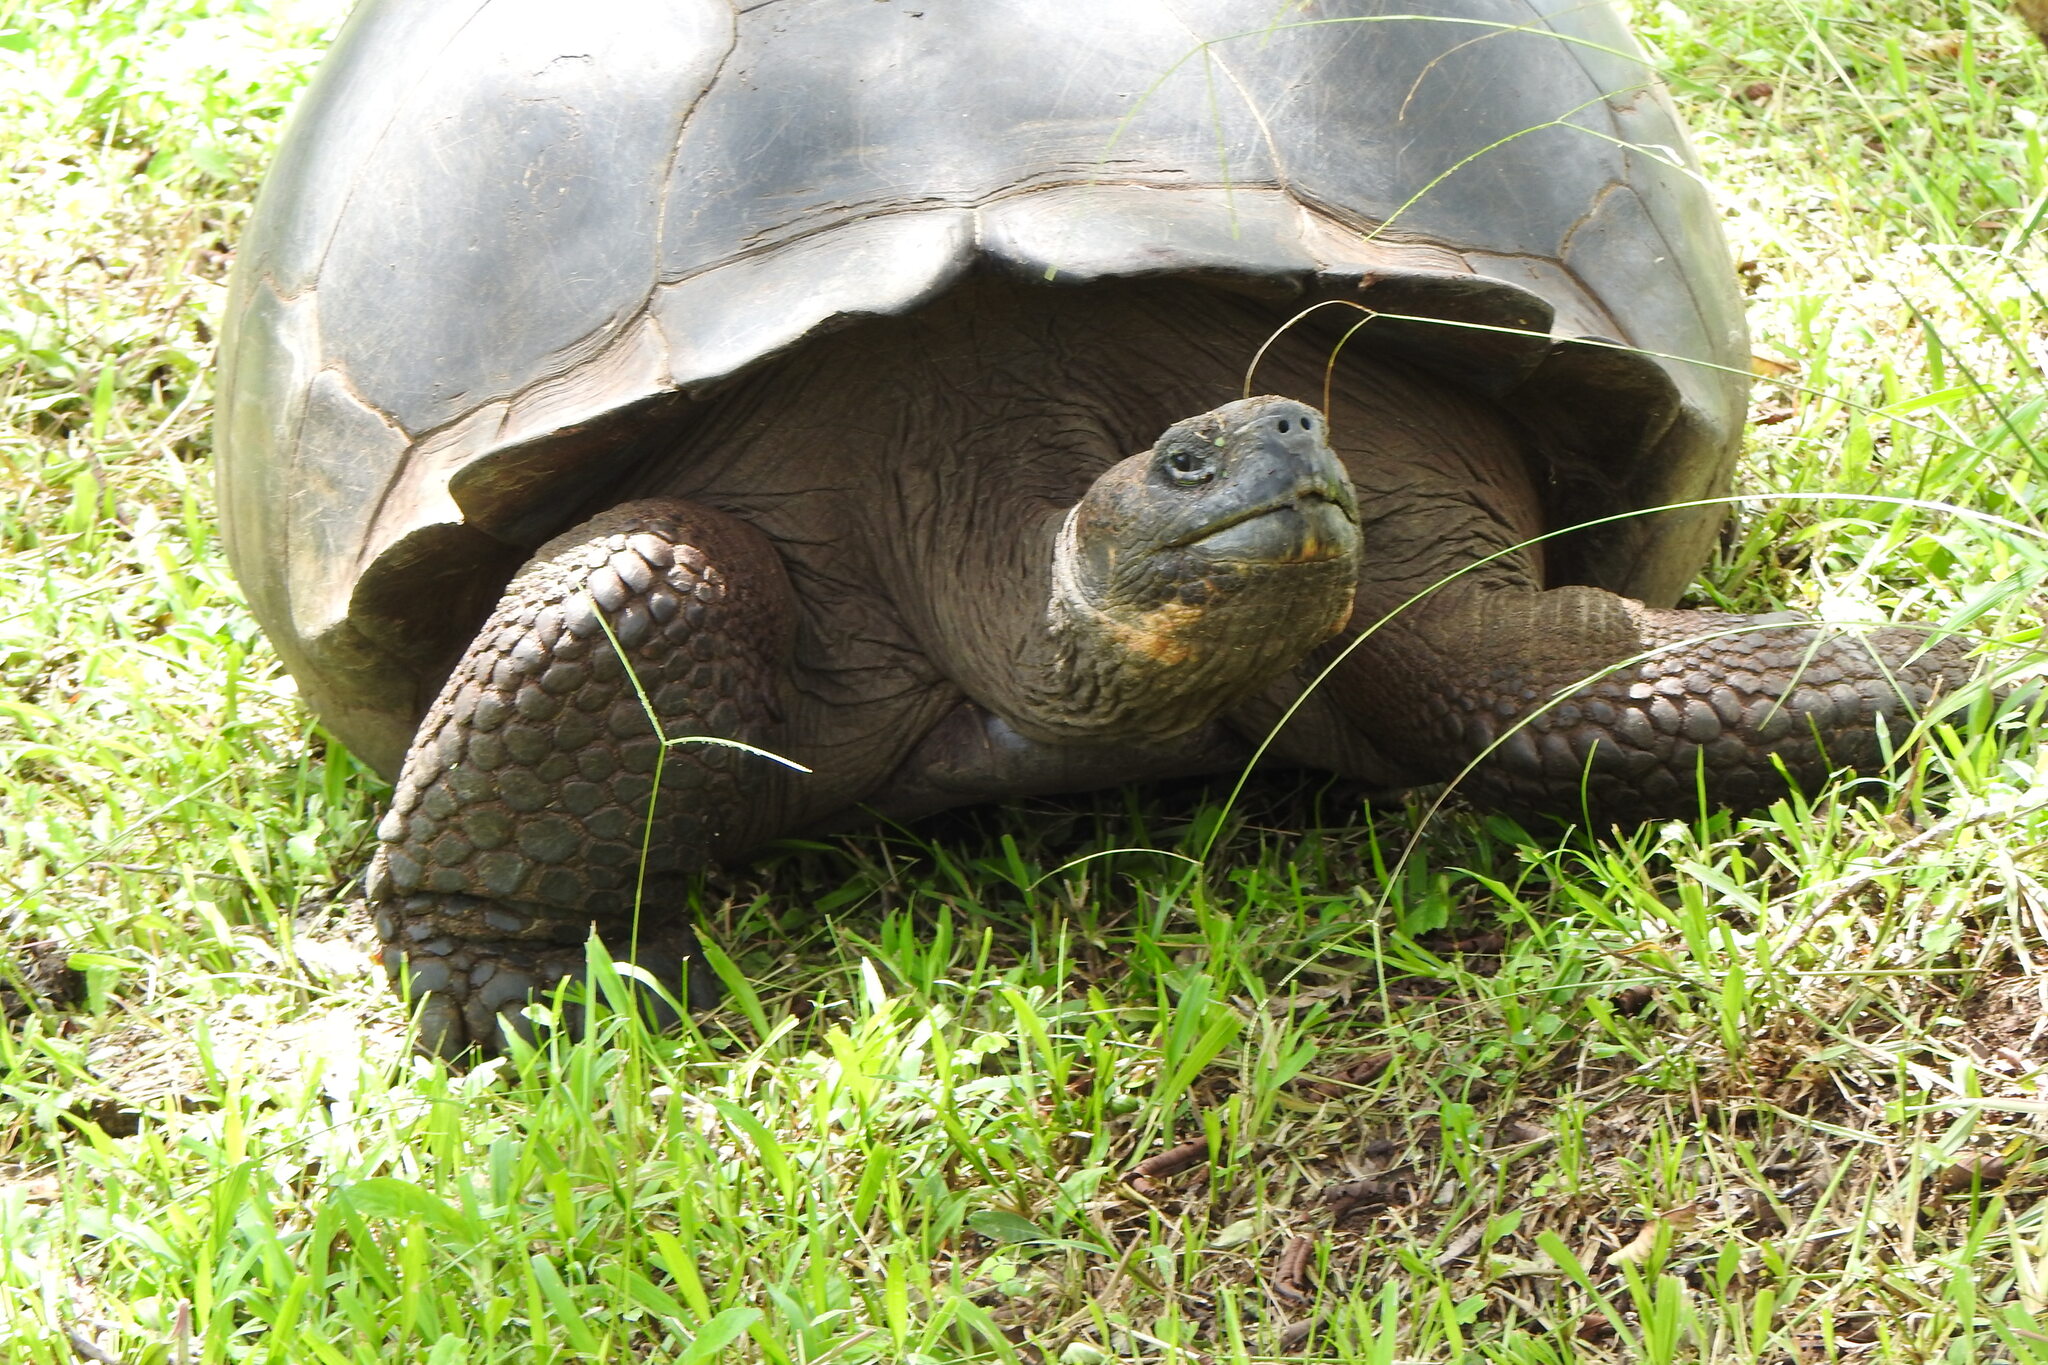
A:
[1018,504,1232,744]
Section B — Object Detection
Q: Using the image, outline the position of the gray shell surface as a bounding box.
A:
[216,0,1749,776]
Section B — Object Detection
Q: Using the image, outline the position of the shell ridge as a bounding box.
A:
[302,0,498,321]
[1554,179,1627,328]
[287,364,411,638]
[651,5,741,301]
[1152,0,1295,195]
[1523,0,1737,385]
[268,286,321,639]
[324,358,424,604]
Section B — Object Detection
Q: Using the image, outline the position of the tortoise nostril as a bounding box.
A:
[1277,418,1291,433]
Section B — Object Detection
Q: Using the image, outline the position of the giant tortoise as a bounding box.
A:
[217,0,1965,1055]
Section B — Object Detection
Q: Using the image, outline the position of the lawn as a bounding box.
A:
[2,1,2046,1361]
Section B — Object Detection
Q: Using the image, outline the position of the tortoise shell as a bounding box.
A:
[215,0,1747,776]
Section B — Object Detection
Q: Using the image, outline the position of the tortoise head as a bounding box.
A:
[1040,395,1361,741]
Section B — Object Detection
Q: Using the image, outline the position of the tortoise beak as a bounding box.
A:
[1174,398,1359,565]
[1186,490,1355,563]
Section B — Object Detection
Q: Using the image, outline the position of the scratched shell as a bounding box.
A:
[215,0,1748,776]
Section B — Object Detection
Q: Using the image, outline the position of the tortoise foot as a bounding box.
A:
[1343,582,1974,820]
[371,889,722,1059]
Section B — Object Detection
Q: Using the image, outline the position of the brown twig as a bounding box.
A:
[1323,1177,1406,1222]
[1129,1135,1214,1183]
[1290,1051,1393,1100]
[67,1333,122,1365]
[1270,1235,1317,1305]
[1276,1315,1323,1352]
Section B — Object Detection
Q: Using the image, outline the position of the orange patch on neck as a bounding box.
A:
[1107,600,1206,666]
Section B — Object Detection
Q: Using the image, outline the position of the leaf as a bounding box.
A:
[711,1099,794,1196]
[65,952,136,971]
[678,1307,763,1364]
[1210,1217,1259,1249]
[186,142,234,180]
[968,1209,1048,1244]
[335,1178,477,1237]
[618,1267,689,1322]
[527,1255,601,1355]
[1606,1201,1702,1268]
[964,1210,1107,1257]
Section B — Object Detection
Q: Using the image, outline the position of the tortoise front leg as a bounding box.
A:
[1340,582,1968,820]
[368,498,798,1057]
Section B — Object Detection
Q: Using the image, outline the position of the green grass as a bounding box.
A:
[3,0,2047,1361]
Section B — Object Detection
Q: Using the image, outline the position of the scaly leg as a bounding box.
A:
[1343,582,1966,819]
[368,498,798,1055]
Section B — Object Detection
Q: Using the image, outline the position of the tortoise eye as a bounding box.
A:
[1164,447,1216,486]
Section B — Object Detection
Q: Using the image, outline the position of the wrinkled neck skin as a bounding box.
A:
[1035,504,1252,742]
[1029,505,1353,743]
[849,492,1281,750]
[651,279,1498,758]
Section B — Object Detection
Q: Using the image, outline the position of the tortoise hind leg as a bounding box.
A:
[368,498,799,1057]
[1338,582,1968,820]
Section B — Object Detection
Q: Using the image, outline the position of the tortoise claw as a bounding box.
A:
[372,888,723,1060]
[413,991,470,1062]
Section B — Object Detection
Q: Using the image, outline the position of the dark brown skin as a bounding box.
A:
[371,280,1962,1055]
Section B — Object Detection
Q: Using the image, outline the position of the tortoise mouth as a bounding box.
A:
[1177,491,1358,565]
